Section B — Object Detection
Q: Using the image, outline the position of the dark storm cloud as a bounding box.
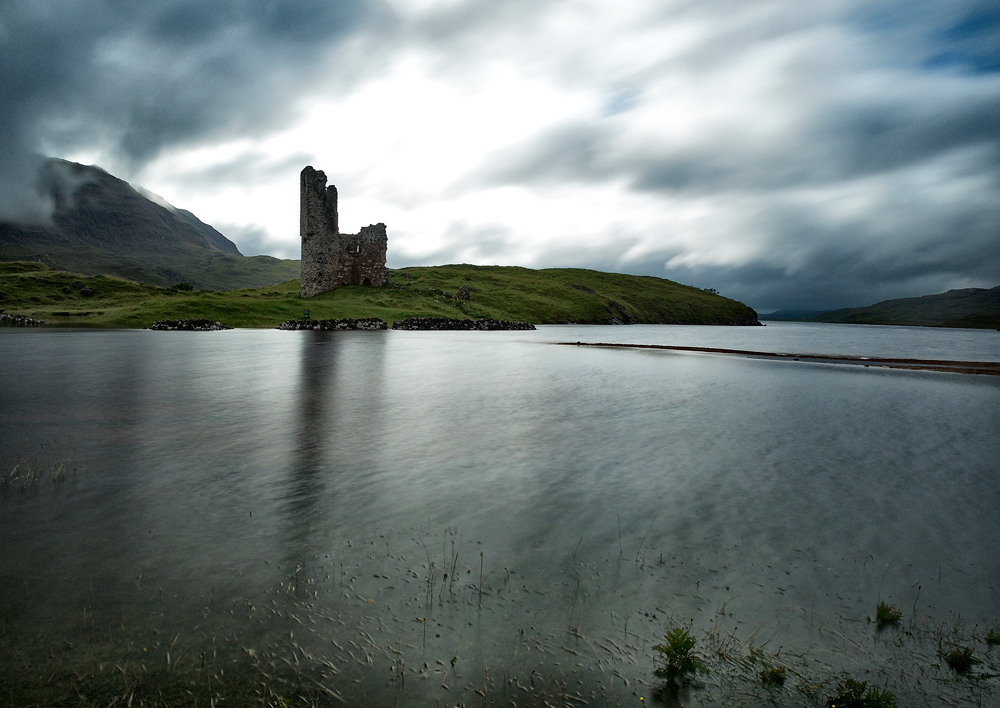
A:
[167,150,316,189]
[481,70,1000,196]
[467,2,1000,196]
[480,123,615,188]
[407,0,560,45]
[528,176,1000,312]
[0,2,108,222]
[0,0,389,223]
[719,188,1000,310]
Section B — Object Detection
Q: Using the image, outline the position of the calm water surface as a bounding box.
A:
[1,323,998,706]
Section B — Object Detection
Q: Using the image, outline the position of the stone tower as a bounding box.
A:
[300,166,388,298]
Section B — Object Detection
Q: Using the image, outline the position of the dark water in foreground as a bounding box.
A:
[1,324,999,706]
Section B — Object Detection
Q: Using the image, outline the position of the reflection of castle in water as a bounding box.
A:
[284,332,388,551]
[300,166,388,298]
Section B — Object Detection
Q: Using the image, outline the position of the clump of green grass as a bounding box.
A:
[876,601,902,627]
[942,646,978,674]
[760,665,786,688]
[827,678,896,708]
[652,627,708,689]
[986,629,1000,647]
[1,452,40,487]
[1,442,78,489]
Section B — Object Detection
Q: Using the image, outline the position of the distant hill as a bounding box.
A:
[0,262,761,328]
[760,309,823,321]
[0,158,299,290]
[812,286,1000,329]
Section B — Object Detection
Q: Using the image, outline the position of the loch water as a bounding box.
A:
[2,323,999,706]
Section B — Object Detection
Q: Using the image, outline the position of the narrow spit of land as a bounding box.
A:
[559,341,1000,376]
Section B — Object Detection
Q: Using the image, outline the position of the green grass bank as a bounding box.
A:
[0,261,760,328]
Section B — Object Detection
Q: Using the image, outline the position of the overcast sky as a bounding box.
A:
[2,0,998,310]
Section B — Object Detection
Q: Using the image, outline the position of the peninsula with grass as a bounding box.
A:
[0,261,760,328]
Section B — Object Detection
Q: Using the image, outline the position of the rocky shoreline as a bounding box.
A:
[277,318,387,330]
[149,319,232,331]
[0,312,46,326]
[392,317,535,331]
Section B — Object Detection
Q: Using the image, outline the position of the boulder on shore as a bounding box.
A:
[0,311,46,326]
[277,318,387,331]
[392,317,535,331]
[149,319,232,331]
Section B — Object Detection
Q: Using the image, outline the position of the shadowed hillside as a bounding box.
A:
[0,159,299,290]
[813,286,1000,329]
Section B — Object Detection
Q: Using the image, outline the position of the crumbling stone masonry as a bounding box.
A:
[300,166,388,298]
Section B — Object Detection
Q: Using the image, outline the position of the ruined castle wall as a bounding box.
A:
[300,166,341,298]
[327,223,388,288]
[301,236,342,298]
[300,166,387,298]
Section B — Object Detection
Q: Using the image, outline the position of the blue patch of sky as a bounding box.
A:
[848,2,999,74]
[602,87,640,117]
[927,5,1000,73]
[848,1,915,35]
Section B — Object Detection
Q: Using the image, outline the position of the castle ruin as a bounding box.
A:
[300,166,387,298]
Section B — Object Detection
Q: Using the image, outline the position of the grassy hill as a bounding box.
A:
[813,286,1000,329]
[0,262,760,328]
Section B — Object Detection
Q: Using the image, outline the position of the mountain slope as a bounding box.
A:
[813,286,1000,328]
[0,159,299,290]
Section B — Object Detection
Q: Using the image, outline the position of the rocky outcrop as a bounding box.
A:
[277,318,387,330]
[0,311,45,326]
[149,319,232,331]
[392,317,535,331]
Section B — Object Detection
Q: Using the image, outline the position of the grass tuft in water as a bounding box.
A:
[986,629,1000,647]
[827,678,896,708]
[652,627,708,690]
[875,600,902,627]
[1,441,78,490]
[759,665,786,688]
[942,646,978,674]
